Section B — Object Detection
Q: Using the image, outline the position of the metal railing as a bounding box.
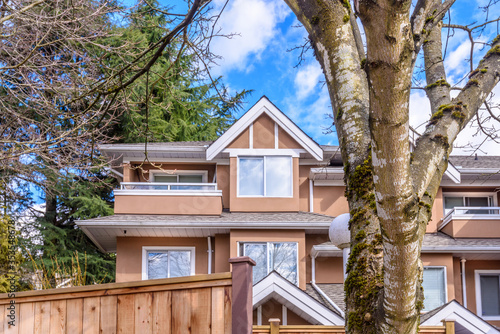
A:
[441,206,500,229]
[119,182,219,192]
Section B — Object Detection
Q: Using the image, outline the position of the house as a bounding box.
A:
[78,96,500,332]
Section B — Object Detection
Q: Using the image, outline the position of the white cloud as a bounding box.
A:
[209,0,291,75]
[294,63,322,100]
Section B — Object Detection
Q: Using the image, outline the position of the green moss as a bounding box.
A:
[311,16,320,25]
[346,155,374,201]
[425,79,450,89]
[341,0,351,11]
[336,107,343,120]
[360,58,367,69]
[464,79,479,89]
[429,110,443,125]
[425,16,434,24]
[485,45,500,58]
[481,69,488,73]
[355,230,366,241]
[469,68,488,78]
[492,34,500,44]
[343,14,350,23]
[344,251,381,333]
[452,111,465,121]
[431,134,450,150]
[421,28,427,34]
[424,191,430,197]
[423,39,429,44]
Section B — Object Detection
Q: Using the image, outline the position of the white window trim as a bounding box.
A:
[237,241,299,286]
[142,246,195,280]
[149,169,208,183]
[422,266,448,312]
[474,270,500,320]
[237,156,293,198]
[442,192,497,213]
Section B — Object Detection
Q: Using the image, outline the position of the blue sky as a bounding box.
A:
[197,0,500,155]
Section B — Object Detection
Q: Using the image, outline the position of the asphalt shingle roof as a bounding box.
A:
[81,211,334,224]
[305,283,345,313]
[449,155,500,169]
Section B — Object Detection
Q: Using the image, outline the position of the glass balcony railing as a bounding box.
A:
[441,206,500,227]
[118,182,219,192]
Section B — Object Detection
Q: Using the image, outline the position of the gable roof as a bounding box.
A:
[420,300,500,334]
[206,96,323,161]
[252,272,344,325]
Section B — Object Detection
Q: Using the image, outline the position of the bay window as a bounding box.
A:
[238,156,292,197]
[240,242,298,285]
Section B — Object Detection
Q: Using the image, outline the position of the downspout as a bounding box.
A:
[311,253,345,317]
[207,236,212,274]
[309,180,314,212]
[461,258,467,308]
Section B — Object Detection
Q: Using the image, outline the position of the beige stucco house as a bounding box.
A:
[78,96,500,333]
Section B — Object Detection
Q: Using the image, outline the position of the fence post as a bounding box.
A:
[269,318,280,334]
[443,318,455,334]
[229,256,256,334]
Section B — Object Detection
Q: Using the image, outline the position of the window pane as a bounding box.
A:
[265,157,292,197]
[422,268,446,311]
[480,275,500,316]
[169,251,192,278]
[154,175,177,183]
[147,252,168,279]
[243,243,268,284]
[444,197,463,209]
[239,158,264,196]
[179,175,203,183]
[271,243,297,285]
[466,197,490,207]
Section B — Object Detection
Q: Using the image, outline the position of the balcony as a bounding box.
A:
[114,182,223,215]
[439,207,500,238]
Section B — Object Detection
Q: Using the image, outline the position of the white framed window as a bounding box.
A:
[237,156,293,197]
[149,170,208,183]
[443,192,496,214]
[238,242,298,285]
[475,270,500,320]
[422,266,447,311]
[142,247,195,280]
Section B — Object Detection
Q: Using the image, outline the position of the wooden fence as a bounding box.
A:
[252,319,452,334]
[0,272,232,334]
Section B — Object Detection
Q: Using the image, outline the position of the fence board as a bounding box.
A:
[83,297,100,334]
[117,294,135,334]
[171,289,191,334]
[211,286,225,334]
[191,288,212,334]
[134,293,153,334]
[49,300,66,334]
[224,286,232,334]
[152,291,171,334]
[19,302,35,334]
[34,301,50,334]
[66,299,83,334]
[100,295,117,334]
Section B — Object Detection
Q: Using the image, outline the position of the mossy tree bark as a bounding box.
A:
[283,0,500,333]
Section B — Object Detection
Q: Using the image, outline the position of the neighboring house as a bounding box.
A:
[78,96,500,331]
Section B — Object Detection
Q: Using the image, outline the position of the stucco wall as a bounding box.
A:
[114,194,222,215]
[305,234,344,284]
